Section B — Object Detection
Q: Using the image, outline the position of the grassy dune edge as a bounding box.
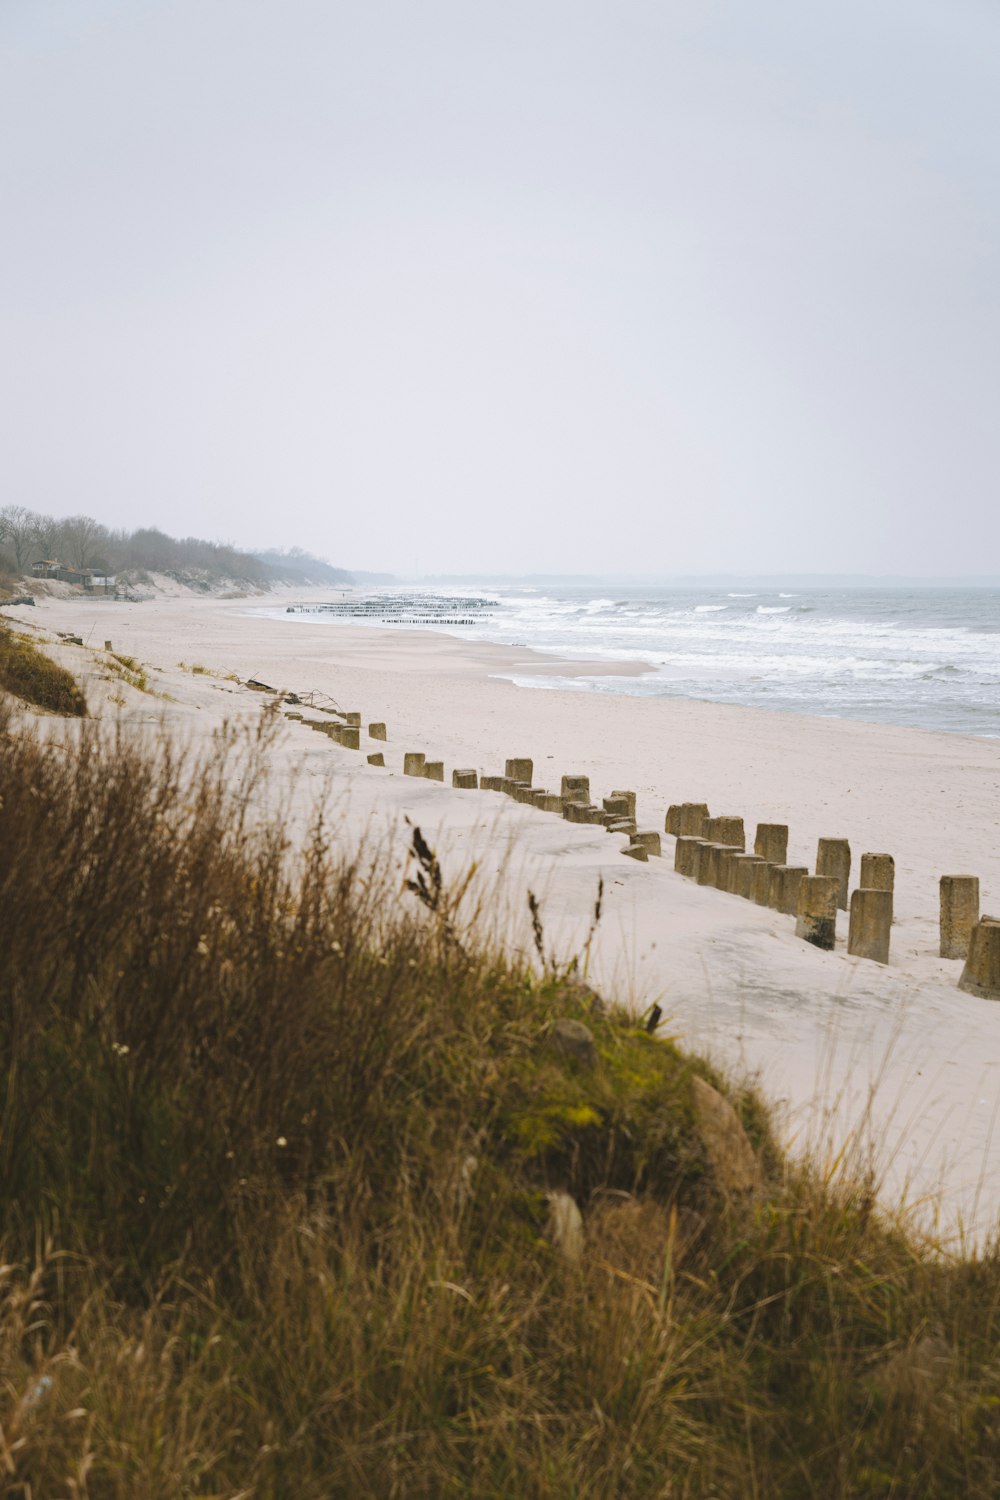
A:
[1,697,999,1497]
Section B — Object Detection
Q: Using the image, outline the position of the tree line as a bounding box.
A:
[0,506,351,585]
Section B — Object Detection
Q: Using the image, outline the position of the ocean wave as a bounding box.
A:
[694,604,728,613]
[727,592,757,598]
[757,605,790,614]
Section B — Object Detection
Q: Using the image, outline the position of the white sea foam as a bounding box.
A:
[258,582,1000,736]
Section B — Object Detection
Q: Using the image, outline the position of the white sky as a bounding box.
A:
[2,1,998,576]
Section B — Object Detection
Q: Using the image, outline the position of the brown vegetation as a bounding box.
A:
[1,701,999,1496]
[0,626,87,715]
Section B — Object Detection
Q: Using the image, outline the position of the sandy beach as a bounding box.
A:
[8,585,1000,1244]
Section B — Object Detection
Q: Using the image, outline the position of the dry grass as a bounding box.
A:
[0,626,87,715]
[1,698,1000,1497]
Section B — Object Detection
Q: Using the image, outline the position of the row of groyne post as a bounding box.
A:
[281,698,999,1000]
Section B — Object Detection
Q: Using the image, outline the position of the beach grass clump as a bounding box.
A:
[0,626,87,715]
[106,650,149,692]
[2,699,1000,1496]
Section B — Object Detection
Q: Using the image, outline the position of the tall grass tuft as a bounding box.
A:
[0,626,87,714]
[2,699,1000,1495]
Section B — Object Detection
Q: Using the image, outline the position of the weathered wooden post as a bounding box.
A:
[403,752,426,777]
[697,844,724,887]
[610,790,637,819]
[795,875,839,950]
[367,752,385,766]
[452,769,478,788]
[848,888,892,964]
[424,760,444,782]
[940,876,980,960]
[816,838,851,911]
[368,722,387,740]
[506,757,533,783]
[340,726,360,750]
[561,775,590,801]
[959,918,1000,999]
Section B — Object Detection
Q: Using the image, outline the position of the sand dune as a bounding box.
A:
[7,586,1000,1244]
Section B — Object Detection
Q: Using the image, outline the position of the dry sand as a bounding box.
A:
[7,585,1000,1245]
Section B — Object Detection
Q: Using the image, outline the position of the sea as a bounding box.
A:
[260,584,1000,739]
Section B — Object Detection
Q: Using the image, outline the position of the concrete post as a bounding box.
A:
[424,761,444,782]
[344,712,362,727]
[674,836,704,876]
[623,843,649,862]
[506,758,533,784]
[705,816,745,851]
[511,783,534,804]
[535,792,564,814]
[403,753,426,777]
[697,843,724,887]
[770,865,808,916]
[610,790,637,819]
[859,852,894,892]
[816,838,851,911]
[632,831,661,858]
[340,727,361,750]
[795,876,839,950]
[665,804,683,835]
[754,823,789,865]
[479,775,504,792]
[733,853,763,899]
[678,803,710,837]
[604,794,631,819]
[452,769,478,788]
[367,752,385,766]
[606,818,636,835]
[716,846,742,892]
[751,861,774,906]
[368,722,387,741]
[561,775,590,801]
[848,888,892,963]
[959,918,1000,999]
[562,799,587,821]
[940,875,980,960]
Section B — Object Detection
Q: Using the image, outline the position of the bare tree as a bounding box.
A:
[30,512,61,558]
[61,513,106,569]
[0,505,37,572]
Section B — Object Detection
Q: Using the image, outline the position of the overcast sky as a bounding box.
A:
[2,1,998,576]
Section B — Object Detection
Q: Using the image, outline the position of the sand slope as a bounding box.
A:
[6,588,1000,1243]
